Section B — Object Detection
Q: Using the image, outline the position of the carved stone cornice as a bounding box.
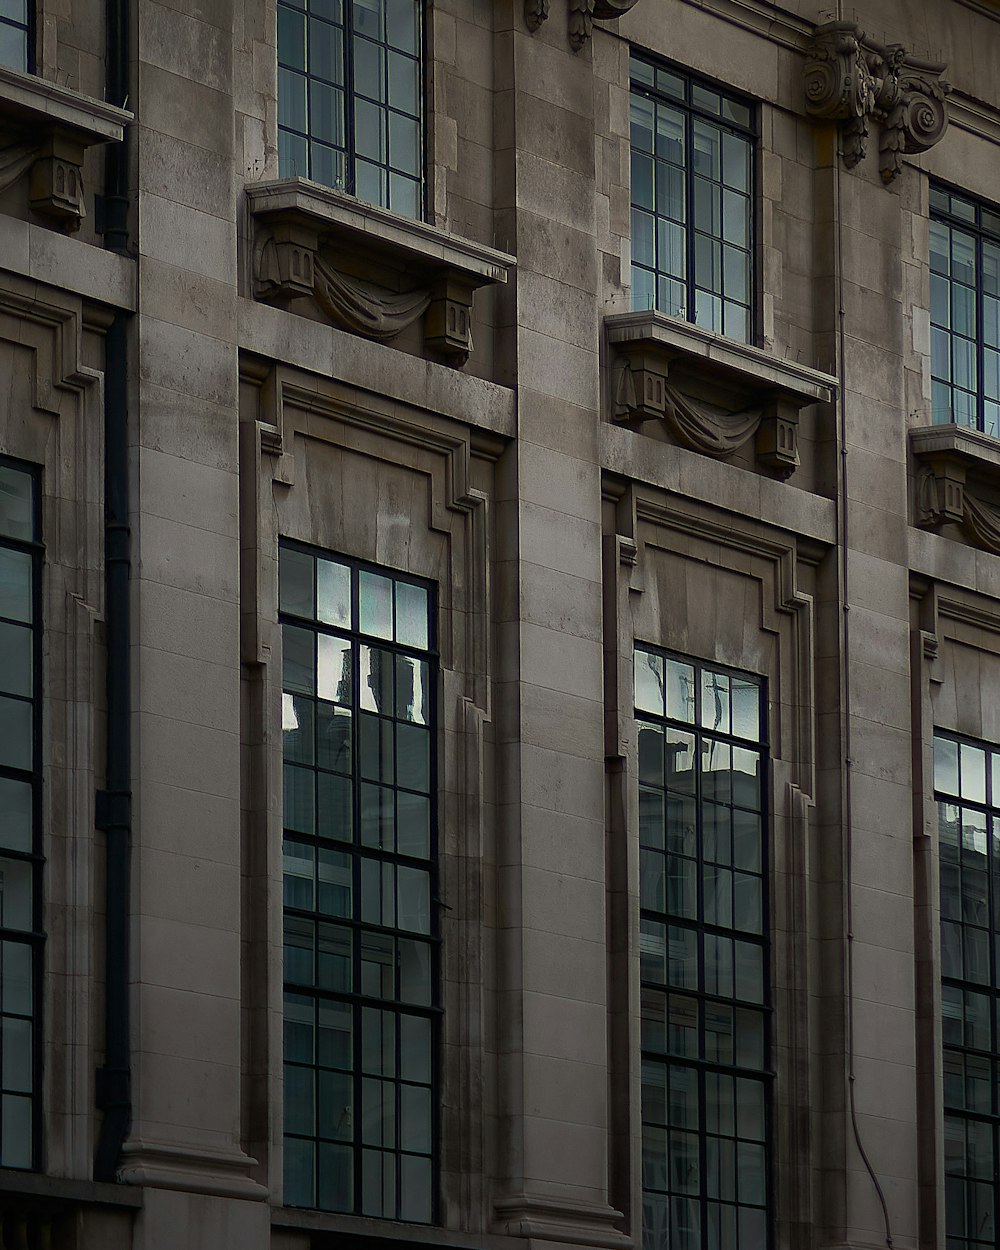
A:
[525,0,641,50]
[0,64,129,230]
[246,179,513,367]
[606,311,835,478]
[912,424,1000,555]
[804,21,950,183]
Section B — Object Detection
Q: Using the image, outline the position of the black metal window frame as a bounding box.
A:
[276,0,426,221]
[934,730,1000,1250]
[0,454,42,1172]
[0,1,33,74]
[629,50,758,346]
[929,183,1000,438]
[279,539,439,1223]
[634,645,773,1250]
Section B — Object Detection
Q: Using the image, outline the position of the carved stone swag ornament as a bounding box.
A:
[804,21,950,183]
[525,0,641,51]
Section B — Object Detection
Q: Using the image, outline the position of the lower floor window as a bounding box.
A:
[279,543,437,1221]
[935,733,1000,1250]
[634,647,770,1250]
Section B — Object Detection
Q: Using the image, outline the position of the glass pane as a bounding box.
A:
[283,694,314,764]
[317,1142,353,1212]
[961,743,987,802]
[388,111,419,175]
[400,1153,433,1223]
[396,723,430,792]
[317,558,350,627]
[0,778,31,854]
[1,1094,31,1168]
[318,771,352,841]
[398,938,432,1004]
[361,930,394,998]
[400,1013,431,1082]
[318,1068,353,1140]
[319,999,352,1068]
[635,650,664,714]
[397,865,430,933]
[396,655,429,724]
[359,645,393,714]
[0,549,31,624]
[0,856,31,932]
[0,469,32,542]
[1,941,31,1016]
[310,19,344,85]
[355,98,385,162]
[395,582,428,649]
[318,847,352,916]
[278,67,308,132]
[400,1082,432,1152]
[284,1136,315,1207]
[278,4,306,68]
[283,625,315,695]
[284,763,315,834]
[361,782,393,849]
[0,696,30,772]
[359,571,393,638]
[317,703,352,772]
[935,736,960,794]
[283,838,315,910]
[396,790,430,859]
[360,712,394,782]
[318,923,352,991]
[284,993,314,1063]
[284,1063,316,1135]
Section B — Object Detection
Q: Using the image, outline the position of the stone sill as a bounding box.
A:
[0,64,129,144]
[605,311,836,478]
[0,1167,143,1209]
[246,178,514,288]
[910,422,1000,474]
[271,1206,509,1250]
[605,310,836,406]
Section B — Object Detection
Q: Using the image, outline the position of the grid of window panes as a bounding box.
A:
[279,544,436,1221]
[930,186,1000,436]
[935,733,1000,1250]
[634,648,769,1250]
[630,56,754,344]
[0,1,30,73]
[0,461,39,1171]
[277,0,423,220]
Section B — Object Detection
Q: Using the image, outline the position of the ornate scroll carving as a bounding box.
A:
[804,21,950,184]
[524,0,640,49]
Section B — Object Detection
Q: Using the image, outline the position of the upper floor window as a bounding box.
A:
[0,2,31,72]
[277,0,424,220]
[0,459,40,1170]
[279,543,437,1222]
[634,648,770,1250]
[935,733,1000,1250]
[630,54,755,344]
[930,185,1000,437]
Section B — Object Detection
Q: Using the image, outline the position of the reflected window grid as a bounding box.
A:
[930,185,1000,437]
[630,53,755,344]
[0,459,39,1172]
[276,0,424,220]
[280,543,436,1221]
[935,731,1000,1250]
[635,646,770,1250]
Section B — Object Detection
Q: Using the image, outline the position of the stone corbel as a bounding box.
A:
[911,425,1000,554]
[0,64,129,231]
[804,21,949,184]
[253,220,319,301]
[525,0,640,50]
[425,273,476,364]
[606,311,834,478]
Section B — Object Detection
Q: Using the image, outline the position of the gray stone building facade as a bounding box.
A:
[0,0,997,1248]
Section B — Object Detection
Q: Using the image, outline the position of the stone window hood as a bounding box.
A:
[246,179,515,367]
[0,64,130,230]
[606,310,836,478]
[912,424,1000,555]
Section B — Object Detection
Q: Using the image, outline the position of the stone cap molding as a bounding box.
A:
[246,178,514,366]
[606,309,836,479]
[0,65,130,231]
[912,423,1000,555]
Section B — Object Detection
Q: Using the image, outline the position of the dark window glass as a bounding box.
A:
[635,647,770,1250]
[0,0,30,73]
[0,459,39,1171]
[935,732,1000,1250]
[930,186,1000,437]
[277,0,423,219]
[280,543,436,1221]
[630,53,755,343]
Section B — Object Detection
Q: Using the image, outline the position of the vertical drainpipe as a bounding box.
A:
[94,0,132,1183]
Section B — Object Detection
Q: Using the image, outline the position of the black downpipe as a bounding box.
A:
[94,0,132,1183]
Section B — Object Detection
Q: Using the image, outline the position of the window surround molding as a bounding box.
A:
[246,178,514,366]
[606,309,836,477]
[0,63,130,229]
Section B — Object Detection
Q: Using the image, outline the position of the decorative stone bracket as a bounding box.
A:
[606,311,835,479]
[525,0,641,52]
[804,21,950,184]
[0,63,129,230]
[912,425,1000,555]
[247,179,513,367]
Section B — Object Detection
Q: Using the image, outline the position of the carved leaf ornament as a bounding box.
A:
[525,0,641,50]
[804,21,949,183]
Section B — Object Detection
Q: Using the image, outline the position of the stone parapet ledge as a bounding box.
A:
[246,178,514,367]
[0,65,130,231]
[606,310,836,479]
[912,423,1000,554]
